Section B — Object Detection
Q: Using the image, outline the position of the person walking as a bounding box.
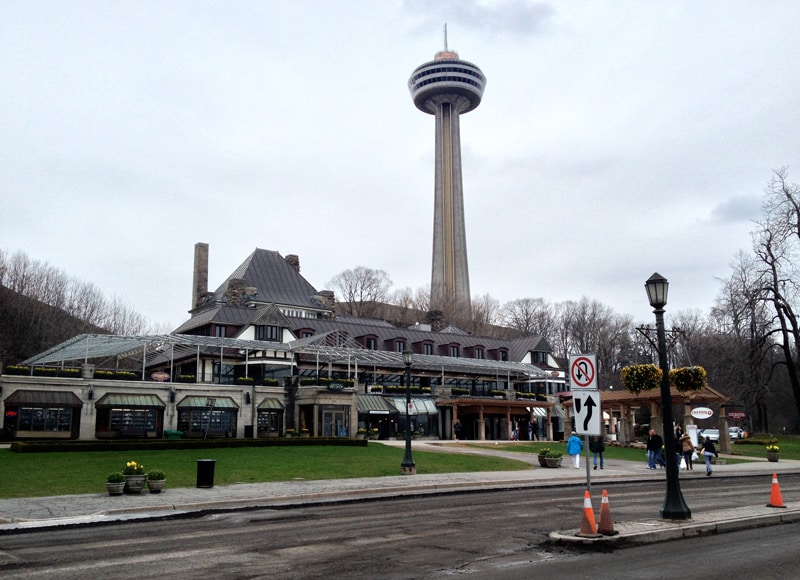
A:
[528,421,534,441]
[453,419,462,440]
[680,433,694,470]
[589,435,605,469]
[646,429,665,470]
[702,435,718,476]
[567,431,583,469]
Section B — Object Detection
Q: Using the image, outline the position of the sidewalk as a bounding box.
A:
[2,440,799,544]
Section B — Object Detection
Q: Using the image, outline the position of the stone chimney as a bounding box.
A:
[192,242,209,310]
[285,254,300,273]
[317,290,335,308]
[225,278,248,307]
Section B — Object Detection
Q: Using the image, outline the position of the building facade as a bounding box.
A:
[1,245,568,442]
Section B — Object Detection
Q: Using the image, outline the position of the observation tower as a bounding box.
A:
[408,29,485,318]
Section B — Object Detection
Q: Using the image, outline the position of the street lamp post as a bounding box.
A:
[400,349,416,475]
[645,273,691,520]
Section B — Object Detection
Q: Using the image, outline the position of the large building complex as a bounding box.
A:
[409,34,485,318]
[1,244,572,443]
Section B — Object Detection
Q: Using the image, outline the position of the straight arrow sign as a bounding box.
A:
[572,391,601,436]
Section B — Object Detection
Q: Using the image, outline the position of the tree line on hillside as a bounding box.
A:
[328,169,800,434]
[0,249,159,365]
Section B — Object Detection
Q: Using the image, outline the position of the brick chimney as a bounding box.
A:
[192,242,209,310]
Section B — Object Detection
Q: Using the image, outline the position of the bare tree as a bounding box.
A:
[750,168,800,418]
[501,297,555,337]
[388,286,418,327]
[328,266,392,318]
[468,293,501,334]
[706,252,778,431]
[0,249,160,363]
[413,286,431,313]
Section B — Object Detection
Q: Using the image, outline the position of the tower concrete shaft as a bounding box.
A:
[409,46,485,318]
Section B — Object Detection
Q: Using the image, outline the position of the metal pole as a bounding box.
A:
[401,358,416,475]
[654,306,691,520]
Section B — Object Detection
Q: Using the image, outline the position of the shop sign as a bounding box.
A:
[691,407,714,419]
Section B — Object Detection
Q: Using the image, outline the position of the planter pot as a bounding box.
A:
[545,457,563,468]
[147,479,166,493]
[124,474,146,494]
[537,454,549,467]
[106,482,125,496]
[300,432,310,438]
[766,452,780,463]
[356,434,366,439]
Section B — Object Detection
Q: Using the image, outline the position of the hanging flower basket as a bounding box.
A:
[669,366,707,393]
[620,364,662,395]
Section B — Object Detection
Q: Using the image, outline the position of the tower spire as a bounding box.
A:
[443,23,448,51]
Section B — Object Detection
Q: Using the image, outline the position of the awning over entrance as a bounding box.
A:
[95,393,165,408]
[531,407,548,417]
[257,398,284,410]
[4,389,83,407]
[390,397,439,415]
[357,395,398,415]
[177,396,239,409]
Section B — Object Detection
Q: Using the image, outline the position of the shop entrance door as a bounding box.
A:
[323,410,347,437]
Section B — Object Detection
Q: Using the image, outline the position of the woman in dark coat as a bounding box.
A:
[589,435,605,470]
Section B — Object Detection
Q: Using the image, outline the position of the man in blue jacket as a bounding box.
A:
[567,431,583,469]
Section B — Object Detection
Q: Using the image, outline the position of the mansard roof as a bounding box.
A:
[287,315,550,364]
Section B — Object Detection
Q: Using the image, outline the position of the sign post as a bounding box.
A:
[569,354,600,491]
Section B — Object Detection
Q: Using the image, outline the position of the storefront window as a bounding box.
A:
[257,411,282,434]
[16,407,72,432]
[178,408,237,435]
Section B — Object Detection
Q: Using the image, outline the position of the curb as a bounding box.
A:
[549,503,800,545]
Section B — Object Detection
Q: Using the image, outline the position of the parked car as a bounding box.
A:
[729,427,745,439]
[699,428,719,442]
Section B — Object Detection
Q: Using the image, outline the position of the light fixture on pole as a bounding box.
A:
[645,272,691,520]
[400,349,416,475]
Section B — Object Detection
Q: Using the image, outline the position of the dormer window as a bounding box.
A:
[531,351,547,364]
[396,340,406,353]
[475,348,484,359]
[450,345,459,358]
[255,325,281,341]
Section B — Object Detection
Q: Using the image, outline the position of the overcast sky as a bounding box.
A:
[2,1,798,331]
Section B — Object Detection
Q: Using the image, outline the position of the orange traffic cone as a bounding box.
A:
[767,473,786,508]
[598,489,619,536]
[576,490,600,537]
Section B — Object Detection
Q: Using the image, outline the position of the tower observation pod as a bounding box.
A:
[408,33,485,318]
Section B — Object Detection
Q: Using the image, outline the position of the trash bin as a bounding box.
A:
[164,430,183,440]
[196,459,216,488]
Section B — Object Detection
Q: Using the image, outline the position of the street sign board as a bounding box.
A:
[572,390,602,435]
[569,354,597,390]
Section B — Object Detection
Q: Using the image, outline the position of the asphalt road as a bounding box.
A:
[2,475,797,579]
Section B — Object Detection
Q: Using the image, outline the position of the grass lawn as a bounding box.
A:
[0,444,531,499]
